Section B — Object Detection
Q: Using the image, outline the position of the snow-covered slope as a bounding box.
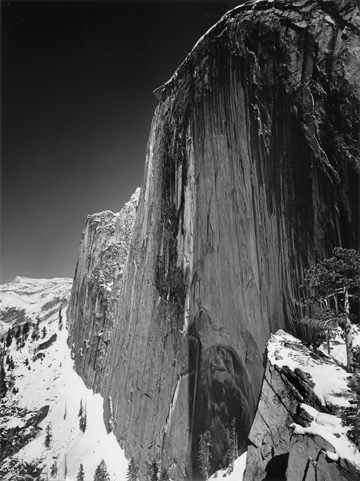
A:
[0,277,128,481]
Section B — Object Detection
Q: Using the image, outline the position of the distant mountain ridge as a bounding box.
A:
[0,277,72,335]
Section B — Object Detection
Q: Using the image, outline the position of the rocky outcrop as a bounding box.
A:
[243,330,360,480]
[0,404,43,463]
[37,334,57,352]
[25,405,50,427]
[67,189,140,391]
[68,0,359,479]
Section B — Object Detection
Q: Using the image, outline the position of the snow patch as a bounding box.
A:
[209,451,247,481]
[267,330,356,408]
[291,403,360,468]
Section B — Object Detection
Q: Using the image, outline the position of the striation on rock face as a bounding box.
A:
[67,189,140,392]
[243,330,360,481]
[68,0,359,479]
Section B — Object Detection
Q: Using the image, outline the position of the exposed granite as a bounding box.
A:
[67,189,140,392]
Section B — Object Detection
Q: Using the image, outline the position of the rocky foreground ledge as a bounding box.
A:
[244,330,360,481]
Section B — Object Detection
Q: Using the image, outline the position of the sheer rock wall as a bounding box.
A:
[67,189,139,392]
[68,0,359,479]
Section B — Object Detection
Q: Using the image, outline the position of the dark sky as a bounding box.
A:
[1,0,237,284]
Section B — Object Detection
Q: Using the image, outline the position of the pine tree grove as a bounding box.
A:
[299,247,360,372]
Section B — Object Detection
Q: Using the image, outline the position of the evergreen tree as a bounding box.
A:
[299,247,360,372]
[93,459,110,481]
[226,418,238,474]
[31,322,40,342]
[79,402,87,433]
[6,355,15,370]
[50,457,58,477]
[44,422,53,449]
[198,431,212,480]
[126,457,139,481]
[146,459,160,481]
[65,454,68,479]
[6,328,12,347]
[77,463,85,481]
[42,326,47,339]
[22,321,30,339]
[0,358,7,398]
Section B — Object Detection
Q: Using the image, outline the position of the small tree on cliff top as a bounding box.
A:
[299,247,360,372]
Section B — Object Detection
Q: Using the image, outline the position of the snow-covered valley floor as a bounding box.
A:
[0,277,128,481]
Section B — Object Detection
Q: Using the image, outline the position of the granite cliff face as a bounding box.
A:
[68,0,359,479]
[67,189,139,392]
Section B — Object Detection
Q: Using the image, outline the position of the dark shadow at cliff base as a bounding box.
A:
[188,315,254,479]
[264,452,289,481]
